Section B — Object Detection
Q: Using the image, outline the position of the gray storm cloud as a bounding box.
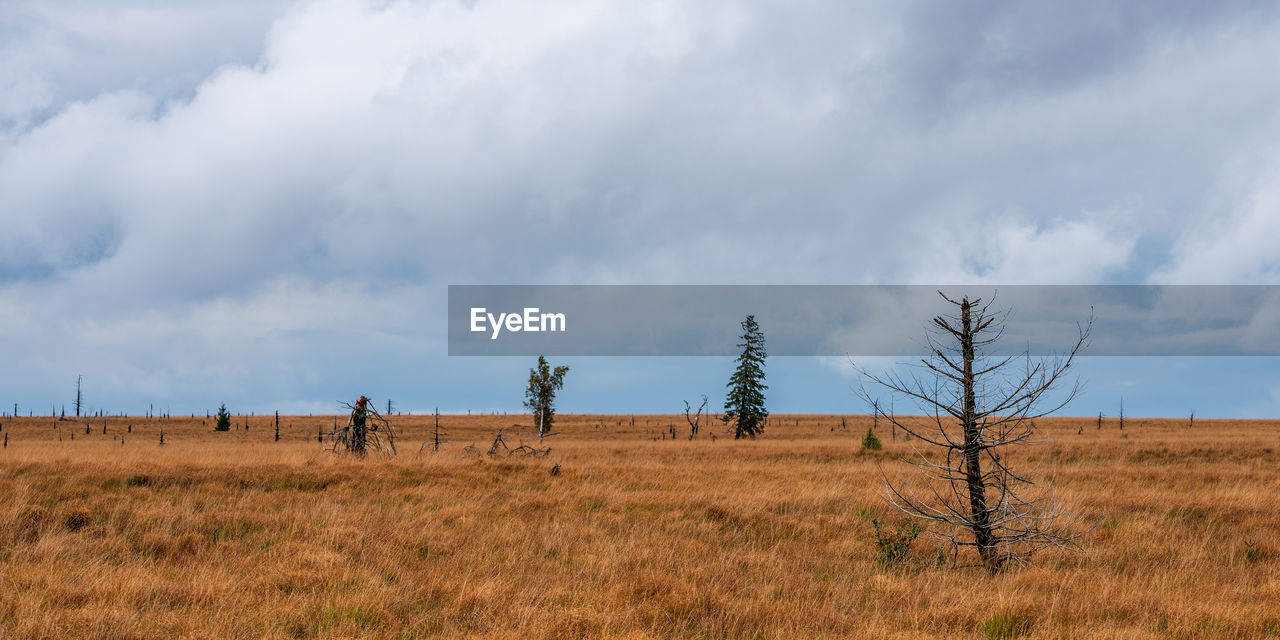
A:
[1,0,1278,410]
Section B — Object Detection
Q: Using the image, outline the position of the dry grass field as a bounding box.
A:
[1,412,1278,639]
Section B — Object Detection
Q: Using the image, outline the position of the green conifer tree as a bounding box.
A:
[722,314,768,439]
[214,403,231,432]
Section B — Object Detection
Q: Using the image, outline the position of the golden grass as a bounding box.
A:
[1,413,1279,639]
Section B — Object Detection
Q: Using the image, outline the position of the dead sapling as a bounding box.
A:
[418,407,449,455]
[326,395,398,457]
[683,395,708,440]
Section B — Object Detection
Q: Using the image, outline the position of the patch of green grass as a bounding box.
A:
[1199,617,1233,634]
[981,611,1033,640]
[1165,506,1214,523]
[1244,540,1265,563]
[871,518,920,569]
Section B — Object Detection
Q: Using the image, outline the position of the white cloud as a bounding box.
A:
[0,2,292,125]
[900,215,1137,285]
[2,0,1279,410]
[1153,145,1280,283]
[973,217,1136,283]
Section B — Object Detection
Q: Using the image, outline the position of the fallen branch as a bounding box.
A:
[486,427,551,458]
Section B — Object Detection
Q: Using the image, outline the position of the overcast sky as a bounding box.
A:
[3,1,1279,418]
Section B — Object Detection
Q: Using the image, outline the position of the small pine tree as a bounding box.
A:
[214,403,231,432]
[862,427,882,451]
[524,355,569,443]
[722,314,768,439]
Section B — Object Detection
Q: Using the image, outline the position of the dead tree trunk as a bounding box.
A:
[857,291,1093,574]
[889,399,896,441]
[74,375,83,418]
[958,298,996,570]
[326,396,396,457]
[351,399,368,455]
[434,408,441,451]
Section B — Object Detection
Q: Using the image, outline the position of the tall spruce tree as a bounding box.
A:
[723,314,768,439]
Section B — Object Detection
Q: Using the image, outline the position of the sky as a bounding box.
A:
[2,1,1280,418]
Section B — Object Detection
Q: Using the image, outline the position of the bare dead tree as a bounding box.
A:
[683,395,708,440]
[488,427,511,455]
[326,396,398,457]
[433,407,445,451]
[889,398,896,441]
[855,291,1094,574]
[1188,410,1195,429]
[418,407,449,455]
[74,375,83,418]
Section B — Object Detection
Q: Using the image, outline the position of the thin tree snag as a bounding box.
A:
[855,290,1095,574]
[683,395,708,440]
